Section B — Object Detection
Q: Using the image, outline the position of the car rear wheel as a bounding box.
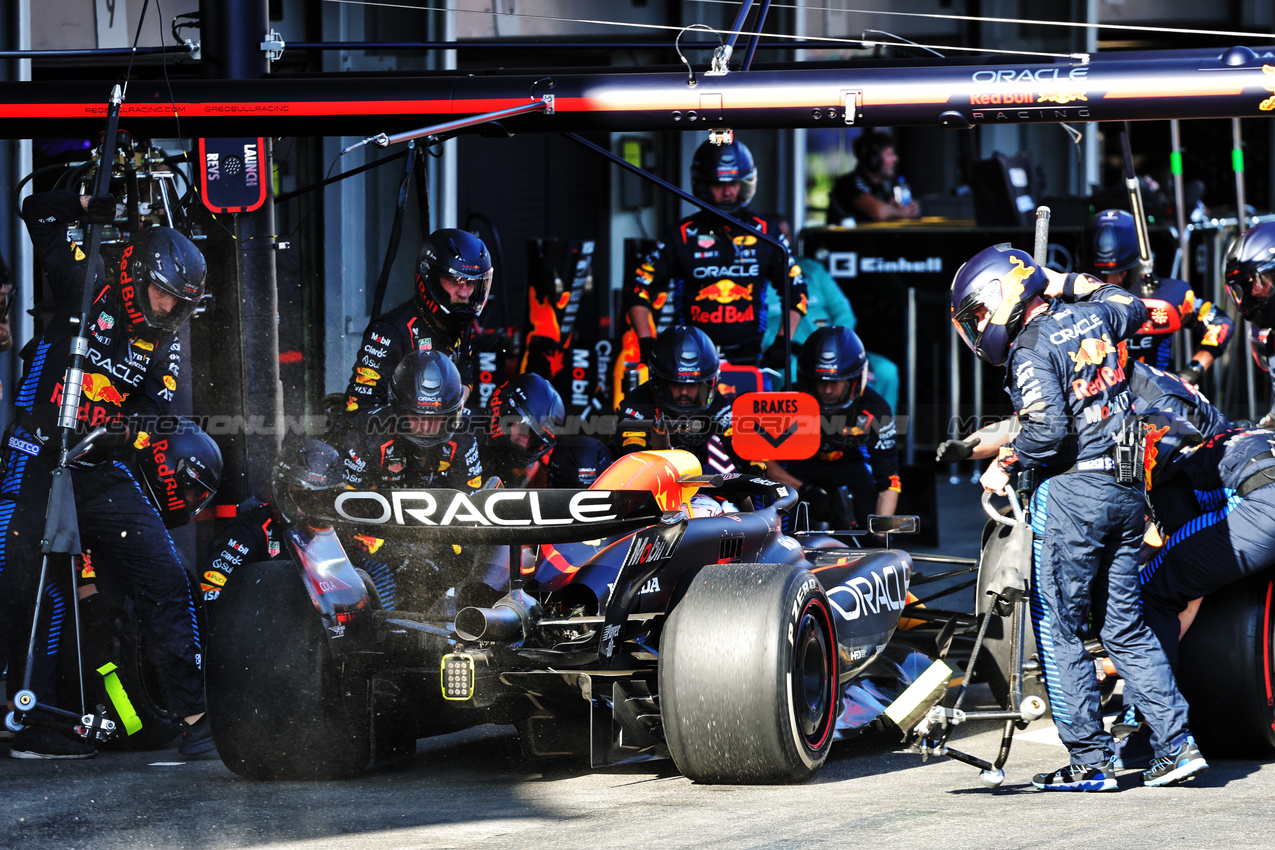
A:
[659,563,837,784]
[1177,572,1275,756]
[207,560,373,779]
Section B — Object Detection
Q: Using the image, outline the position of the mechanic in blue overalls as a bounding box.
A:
[1223,220,1275,428]
[1080,209,1233,383]
[1140,423,1275,667]
[951,244,1207,790]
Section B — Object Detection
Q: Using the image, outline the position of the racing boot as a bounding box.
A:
[1142,734,1208,787]
[178,714,217,758]
[1031,760,1117,791]
[9,726,97,760]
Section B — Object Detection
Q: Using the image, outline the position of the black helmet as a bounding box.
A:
[415,228,493,329]
[649,325,720,418]
[797,326,868,414]
[950,244,1051,366]
[1224,221,1275,322]
[119,227,206,337]
[387,350,467,448]
[690,139,757,214]
[547,435,615,488]
[136,418,222,529]
[489,373,566,467]
[1081,209,1142,278]
[271,437,346,525]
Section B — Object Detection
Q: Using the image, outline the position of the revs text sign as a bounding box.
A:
[732,392,820,461]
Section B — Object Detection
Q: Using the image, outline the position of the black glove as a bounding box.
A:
[935,436,980,463]
[1177,360,1204,386]
[638,336,656,367]
[84,194,117,225]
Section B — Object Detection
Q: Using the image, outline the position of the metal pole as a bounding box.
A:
[948,317,960,485]
[1170,120,1189,284]
[906,286,917,466]
[1233,118,1248,235]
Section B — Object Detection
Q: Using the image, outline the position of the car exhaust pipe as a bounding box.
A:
[454,589,542,643]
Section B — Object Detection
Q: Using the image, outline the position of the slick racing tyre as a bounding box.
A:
[660,563,837,784]
[1177,572,1275,757]
[207,560,373,779]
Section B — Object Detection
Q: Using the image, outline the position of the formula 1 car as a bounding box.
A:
[206,447,948,783]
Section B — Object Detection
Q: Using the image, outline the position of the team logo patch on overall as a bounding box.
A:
[97,312,115,330]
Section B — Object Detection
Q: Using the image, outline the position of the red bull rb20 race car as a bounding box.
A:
[206,447,954,783]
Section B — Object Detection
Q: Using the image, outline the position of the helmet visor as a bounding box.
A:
[435,269,493,318]
[139,277,200,334]
[654,379,714,413]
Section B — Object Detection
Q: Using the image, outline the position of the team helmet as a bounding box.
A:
[387,350,467,449]
[648,325,721,419]
[690,139,757,214]
[414,228,493,329]
[1081,209,1143,278]
[488,373,566,467]
[136,418,222,529]
[796,326,869,414]
[271,437,346,526]
[119,227,206,337]
[1224,221,1275,322]
[951,244,1051,366]
[547,435,616,488]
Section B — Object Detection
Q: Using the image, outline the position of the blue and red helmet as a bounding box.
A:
[951,244,1050,366]
[649,325,721,417]
[489,373,566,467]
[415,228,493,328]
[1081,209,1142,278]
[1141,410,1204,489]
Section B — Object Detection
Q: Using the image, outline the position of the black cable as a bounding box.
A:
[274,149,409,204]
[371,141,419,318]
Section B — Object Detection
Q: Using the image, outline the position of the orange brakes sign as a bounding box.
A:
[731,392,820,461]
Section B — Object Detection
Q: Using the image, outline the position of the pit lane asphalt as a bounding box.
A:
[6,475,1269,849]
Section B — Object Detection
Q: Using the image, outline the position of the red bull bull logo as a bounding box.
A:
[81,372,128,406]
[1067,334,1115,372]
[1143,423,1171,488]
[990,255,1035,326]
[694,280,753,304]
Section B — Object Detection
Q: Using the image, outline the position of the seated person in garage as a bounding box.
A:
[627,137,807,371]
[764,326,899,534]
[616,325,749,477]
[1080,209,1232,382]
[342,228,494,417]
[827,131,920,224]
[481,373,565,489]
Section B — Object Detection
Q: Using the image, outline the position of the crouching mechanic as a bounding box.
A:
[1139,423,1275,668]
[617,325,748,480]
[333,350,483,610]
[951,243,1206,790]
[482,373,565,488]
[763,326,898,534]
[2,191,210,759]
[1223,221,1275,427]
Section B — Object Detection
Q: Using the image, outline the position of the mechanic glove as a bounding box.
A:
[935,436,981,463]
[638,336,656,367]
[1260,407,1275,431]
[84,194,117,225]
[1177,360,1204,386]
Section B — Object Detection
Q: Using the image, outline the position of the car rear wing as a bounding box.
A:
[288,487,666,545]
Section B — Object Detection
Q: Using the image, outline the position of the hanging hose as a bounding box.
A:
[370,141,419,319]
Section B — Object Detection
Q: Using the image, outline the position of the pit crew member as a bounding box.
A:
[1080,209,1232,381]
[626,138,806,370]
[1223,220,1275,427]
[617,325,746,477]
[3,191,209,759]
[763,326,899,534]
[951,244,1206,790]
[482,373,565,488]
[343,228,493,415]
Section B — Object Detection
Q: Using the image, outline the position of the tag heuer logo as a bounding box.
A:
[97,312,115,330]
